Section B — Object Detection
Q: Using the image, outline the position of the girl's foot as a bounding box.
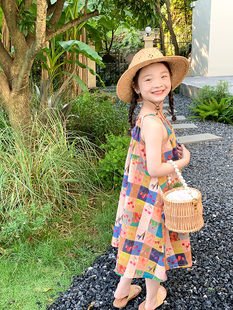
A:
[114,280,131,301]
[113,284,142,308]
[158,285,167,300]
[138,285,167,310]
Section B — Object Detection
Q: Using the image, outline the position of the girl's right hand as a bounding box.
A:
[180,144,190,165]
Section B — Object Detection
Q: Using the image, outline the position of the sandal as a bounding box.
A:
[113,284,142,308]
[138,286,167,310]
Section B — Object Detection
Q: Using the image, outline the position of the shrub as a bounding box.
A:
[189,97,231,121]
[67,90,129,145]
[219,105,233,125]
[97,133,131,190]
[191,80,231,107]
[189,80,233,123]
[0,110,99,246]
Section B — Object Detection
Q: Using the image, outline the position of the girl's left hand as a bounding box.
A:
[177,145,183,159]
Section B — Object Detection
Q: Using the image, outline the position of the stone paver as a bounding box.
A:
[177,133,222,145]
[172,123,198,129]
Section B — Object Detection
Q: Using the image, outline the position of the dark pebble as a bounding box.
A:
[47,94,233,310]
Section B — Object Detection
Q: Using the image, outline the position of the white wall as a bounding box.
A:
[191,0,233,76]
[191,0,212,76]
[208,0,233,76]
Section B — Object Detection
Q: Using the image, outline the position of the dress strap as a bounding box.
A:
[140,113,173,138]
[141,113,159,127]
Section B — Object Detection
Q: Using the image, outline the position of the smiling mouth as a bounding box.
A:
[152,90,164,95]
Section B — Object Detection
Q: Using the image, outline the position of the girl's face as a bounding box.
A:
[133,62,171,104]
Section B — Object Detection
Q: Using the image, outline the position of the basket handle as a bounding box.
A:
[167,160,192,195]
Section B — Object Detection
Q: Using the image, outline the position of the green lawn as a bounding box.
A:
[0,191,119,310]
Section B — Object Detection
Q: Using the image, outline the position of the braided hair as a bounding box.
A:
[169,90,176,121]
[162,62,176,121]
[128,69,140,131]
[128,90,139,131]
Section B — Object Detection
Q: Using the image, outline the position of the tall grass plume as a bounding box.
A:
[0,109,99,246]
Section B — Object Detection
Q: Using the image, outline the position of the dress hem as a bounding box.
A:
[114,270,165,282]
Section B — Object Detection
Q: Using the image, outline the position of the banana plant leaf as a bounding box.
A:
[58,40,104,67]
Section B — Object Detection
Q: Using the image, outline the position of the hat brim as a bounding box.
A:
[117,56,189,103]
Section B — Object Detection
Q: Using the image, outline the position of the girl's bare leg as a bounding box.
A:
[114,277,132,299]
[144,279,166,310]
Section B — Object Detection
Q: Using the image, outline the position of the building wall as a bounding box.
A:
[191,0,233,76]
[191,0,212,76]
[208,0,233,76]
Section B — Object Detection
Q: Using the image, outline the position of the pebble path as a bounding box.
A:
[48,93,233,310]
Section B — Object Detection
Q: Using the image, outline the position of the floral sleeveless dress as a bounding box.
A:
[112,114,192,282]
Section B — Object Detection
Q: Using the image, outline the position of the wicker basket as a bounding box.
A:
[163,186,204,233]
[164,160,204,233]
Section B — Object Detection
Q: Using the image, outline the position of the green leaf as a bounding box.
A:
[121,22,131,29]
[99,16,115,30]
[58,40,104,67]
[41,63,50,71]
[84,23,102,45]
[74,59,105,87]
[37,53,47,63]
[73,75,89,91]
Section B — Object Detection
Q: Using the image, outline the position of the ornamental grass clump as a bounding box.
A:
[0,110,99,246]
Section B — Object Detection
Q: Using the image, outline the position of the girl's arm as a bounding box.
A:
[142,117,190,178]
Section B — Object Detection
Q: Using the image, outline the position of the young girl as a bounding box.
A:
[111,48,192,310]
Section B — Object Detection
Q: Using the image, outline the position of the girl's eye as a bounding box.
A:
[162,75,168,79]
[145,78,151,82]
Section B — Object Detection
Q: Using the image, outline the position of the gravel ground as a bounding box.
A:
[48,93,233,310]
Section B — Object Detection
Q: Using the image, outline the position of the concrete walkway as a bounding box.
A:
[180,75,233,99]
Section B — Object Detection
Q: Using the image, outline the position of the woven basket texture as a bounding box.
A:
[163,186,204,233]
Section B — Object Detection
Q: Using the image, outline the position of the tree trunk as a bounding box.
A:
[0,79,33,137]
[0,0,99,134]
[164,0,180,55]
[158,18,166,55]
[7,90,32,130]
[155,0,180,55]
[2,13,10,52]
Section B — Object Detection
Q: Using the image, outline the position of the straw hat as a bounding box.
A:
[117,48,190,103]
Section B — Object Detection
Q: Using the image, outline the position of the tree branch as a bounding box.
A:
[164,0,172,23]
[155,0,168,24]
[48,0,66,29]
[25,0,34,10]
[163,0,180,55]
[16,0,47,91]
[32,0,47,55]
[47,0,57,17]
[0,71,11,107]
[46,9,99,41]
[0,42,13,68]
[1,0,27,53]
[84,0,88,14]
[0,42,13,87]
